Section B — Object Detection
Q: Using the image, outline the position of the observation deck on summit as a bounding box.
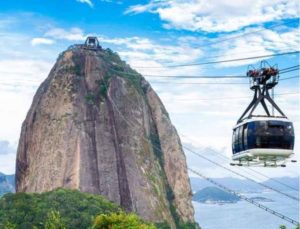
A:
[84,36,101,50]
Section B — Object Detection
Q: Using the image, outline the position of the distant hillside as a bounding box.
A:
[0,172,15,196]
[190,176,299,192]
[192,187,240,204]
[0,188,158,229]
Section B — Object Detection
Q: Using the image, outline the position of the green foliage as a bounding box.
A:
[101,48,124,68]
[65,65,81,75]
[45,211,66,229]
[95,73,111,99]
[114,67,144,95]
[279,225,300,229]
[91,212,156,229]
[4,222,17,229]
[0,188,120,229]
[85,93,96,105]
[73,65,81,75]
[166,186,198,229]
[150,132,164,167]
[98,80,107,98]
[0,189,168,229]
[155,222,171,229]
[177,221,199,229]
[148,131,198,229]
[101,48,145,96]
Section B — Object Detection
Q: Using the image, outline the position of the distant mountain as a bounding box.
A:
[190,176,299,193]
[192,187,240,204]
[0,172,15,196]
[263,176,299,191]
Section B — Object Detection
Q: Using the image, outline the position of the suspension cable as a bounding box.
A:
[188,168,299,226]
[183,146,299,201]
[279,75,300,81]
[132,51,299,69]
[279,65,300,72]
[150,77,299,85]
[168,92,300,101]
[111,65,299,79]
[180,138,299,192]
[280,68,300,75]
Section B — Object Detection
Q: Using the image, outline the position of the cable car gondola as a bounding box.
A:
[231,62,295,167]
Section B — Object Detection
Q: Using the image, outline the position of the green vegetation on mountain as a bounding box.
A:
[0,188,156,229]
[192,186,240,203]
[279,224,299,229]
[91,212,156,229]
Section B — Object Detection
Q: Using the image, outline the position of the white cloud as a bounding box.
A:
[98,35,204,76]
[44,27,86,41]
[76,0,121,6]
[0,59,52,145]
[31,37,55,46]
[76,0,94,8]
[0,153,16,174]
[214,27,300,67]
[0,59,52,79]
[0,25,56,176]
[126,0,300,32]
[0,141,16,155]
[0,140,16,174]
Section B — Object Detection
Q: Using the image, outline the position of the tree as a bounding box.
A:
[92,212,156,229]
[4,222,17,229]
[45,211,66,229]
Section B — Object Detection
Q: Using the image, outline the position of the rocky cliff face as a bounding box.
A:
[16,44,196,227]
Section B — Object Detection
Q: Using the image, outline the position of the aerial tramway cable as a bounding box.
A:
[279,65,300,72]
[131,51,299,69]
[162,91,300,101]
[188,168,299,226]
[111,64,299,79]
[150,77,299,85]
[179,134,299,192]
[183,146,299,201]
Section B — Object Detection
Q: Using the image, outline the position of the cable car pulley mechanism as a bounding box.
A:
[231,61,296,167]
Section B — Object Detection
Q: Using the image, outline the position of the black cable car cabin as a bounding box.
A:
[232,62,295,166]
[232,117,294,161]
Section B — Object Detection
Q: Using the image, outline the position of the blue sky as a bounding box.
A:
[0,0,299,179]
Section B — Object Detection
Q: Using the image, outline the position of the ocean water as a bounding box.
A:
[194,191,299,229]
